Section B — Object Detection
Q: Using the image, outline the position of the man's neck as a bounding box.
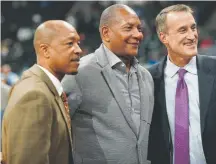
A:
[168,54,194,67]
[118,56,134,72]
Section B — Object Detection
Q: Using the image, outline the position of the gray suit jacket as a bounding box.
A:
[62,44,154,164]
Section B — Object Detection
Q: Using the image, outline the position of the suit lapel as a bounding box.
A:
[153,57,172,151]
[28,64,58,96]
[95,44,137,136]
[29,64,73,147]
[137,67,151,141]
[156,76,171,151]
[197,56,215,134]
[55,96,73,146]
[101,65,137,136]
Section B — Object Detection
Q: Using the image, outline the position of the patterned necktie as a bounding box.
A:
[175,69,189,164]
[61,92,71,129]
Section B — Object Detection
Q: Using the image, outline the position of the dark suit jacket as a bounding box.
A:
[2,65,73,164]
[147,55,216,164]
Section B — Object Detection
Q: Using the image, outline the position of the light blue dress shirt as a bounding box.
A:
[164,56,206,164]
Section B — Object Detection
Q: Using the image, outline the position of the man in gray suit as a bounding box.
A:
[62,4,154,164]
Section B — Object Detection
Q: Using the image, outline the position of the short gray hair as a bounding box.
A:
[155,4,194,35]
[99,4,136,29]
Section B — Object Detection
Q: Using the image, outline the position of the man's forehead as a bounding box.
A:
[117,6,137,16]
[166,12,195,23]
[67,32,80,40]
[118,15,141,25]
[166,12,195,28]
[60,31,80,41]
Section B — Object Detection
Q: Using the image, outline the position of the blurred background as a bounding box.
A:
[1,1,216,87]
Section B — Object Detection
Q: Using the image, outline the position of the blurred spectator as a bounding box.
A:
[200,37,214,48]
[1,64,19,86]
[1,82,11,118]
[1,39,13,58]
[17,27,33,42]
[0,82,11,162]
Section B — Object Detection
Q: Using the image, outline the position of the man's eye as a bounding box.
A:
[67,42,73,46]
[125,26,132,30]
[179,29,186,33]
[191,26,197,31]
[138,27,143,32]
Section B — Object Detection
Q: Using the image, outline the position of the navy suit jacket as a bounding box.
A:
[147,55,216,164]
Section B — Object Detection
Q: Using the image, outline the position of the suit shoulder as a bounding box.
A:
[5,79,51,116]
[80,53,97,66]
[147,63,160,77]
[11,75,51,102]
[198,55,216,73]
[18,75,48,91]
[138,64,152,77]
[199,55,216,61]
[78,53,101,73]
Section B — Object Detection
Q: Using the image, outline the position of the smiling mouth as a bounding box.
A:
[184,41,197,46]
[129,43,139,47]
[71,56,80,62]
[71,59,80,62]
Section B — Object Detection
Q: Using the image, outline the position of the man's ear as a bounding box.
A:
[159,32,168,45]
[101,26,110,42]
[40,44,49,58]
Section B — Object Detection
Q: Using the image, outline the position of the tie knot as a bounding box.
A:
[178,69,187,79]
[61,92,67,102]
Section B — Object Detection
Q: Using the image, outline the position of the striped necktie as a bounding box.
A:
[61,92,71,129]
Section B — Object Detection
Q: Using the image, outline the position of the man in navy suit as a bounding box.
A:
[147,4,216,164]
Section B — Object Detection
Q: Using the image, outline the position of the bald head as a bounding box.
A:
[99,4,137,29]
[33,20,82,80]
[33,20,75,55]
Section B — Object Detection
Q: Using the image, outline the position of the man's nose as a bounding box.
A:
[75,44,82,56]
[133,28,144,41]
[187,30,197,40]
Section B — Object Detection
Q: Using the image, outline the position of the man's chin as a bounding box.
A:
[126,52,138,57]
[185,47,197,55]
[187,52,197,57]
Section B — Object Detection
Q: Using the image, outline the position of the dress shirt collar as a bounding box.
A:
[102,44,139,74]
[165,56,197,78]
[37,64,63,96]
[103,44,122,67]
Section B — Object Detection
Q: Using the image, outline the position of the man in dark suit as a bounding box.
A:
[2,20,82,164]
[147,4,216,164]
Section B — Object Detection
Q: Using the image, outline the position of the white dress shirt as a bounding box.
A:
[164,56,206,164]
[37,65,63,96]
